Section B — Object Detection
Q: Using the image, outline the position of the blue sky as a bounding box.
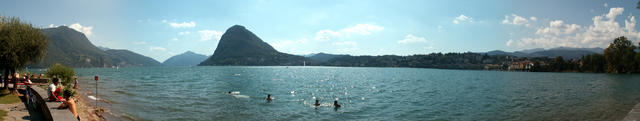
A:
[1,0,639,62]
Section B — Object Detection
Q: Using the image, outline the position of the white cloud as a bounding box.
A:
[313,24,384,41]
[169,21,196,28]
[133,41,147,45]
[397,34,427,44]
[331,41,357,46]
[178,31,191,35]
[314,30,340,41]
[162,19,168,23]
[535,20,582,36]
[506,39,514,46]
[272,38,309,48]
[171,38,178,41]
[453,14,473,24]
[604,3,608,8]
[49,24,54,28]
[149,46,166,51]
[502,14,532,26]
[198,30,223,41]
[69,23,93,36]
[509,7,640,48]
[341,24,384,35]
[605,7,624,20]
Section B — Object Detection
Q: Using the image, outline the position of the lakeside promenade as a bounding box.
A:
[624,103,640,121]
[29,85,78,121]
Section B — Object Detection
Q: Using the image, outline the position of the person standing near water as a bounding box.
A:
[73,77,78,89]
[334,100,341,108]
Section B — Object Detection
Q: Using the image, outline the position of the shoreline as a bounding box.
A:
[31,82,112,121]
[75,77,136,121]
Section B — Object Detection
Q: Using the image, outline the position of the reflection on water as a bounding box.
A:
[70,66,640,120]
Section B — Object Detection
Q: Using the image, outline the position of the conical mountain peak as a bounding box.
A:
[198,25,308,66]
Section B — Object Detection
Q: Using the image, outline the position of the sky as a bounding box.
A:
[1,0,639,62]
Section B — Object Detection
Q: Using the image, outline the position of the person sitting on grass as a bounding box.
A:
[58,89,80,121]
[48,78,64,101]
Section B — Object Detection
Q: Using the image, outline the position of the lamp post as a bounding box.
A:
[94,76,98,106]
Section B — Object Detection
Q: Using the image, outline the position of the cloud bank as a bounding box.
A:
[505,7,640,48]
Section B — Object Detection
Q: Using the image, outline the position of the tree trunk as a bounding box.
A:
[2,69,8,90]
[10,69,17,94]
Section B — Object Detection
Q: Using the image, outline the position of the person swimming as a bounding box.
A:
[266,94,273,101]
[314,99,321,106]
[334,100,341,108]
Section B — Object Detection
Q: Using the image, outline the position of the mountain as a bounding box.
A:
[105,49,163,67]
[198,25,309,66]
[97,46,111,51]
[527,49,598,59]
[484,47,604,59]
[29,26,161,68]
[515,48,545,54]
[163,51,208,66]
[32,26,114,68]
[547,47,604,54]
[486,50,527,57]
[308,53,349,62]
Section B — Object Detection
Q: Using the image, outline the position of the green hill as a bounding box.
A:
[29,26,161,68]
[106,49,163,67]
[163,51,208,66]
[198,25,309,66]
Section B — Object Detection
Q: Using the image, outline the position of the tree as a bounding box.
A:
[551,56,566,72]
[637,41,640,72]
[604,36,636,73]
[44,63,75,87]
[580,54,605,73]
[0,16,49,93]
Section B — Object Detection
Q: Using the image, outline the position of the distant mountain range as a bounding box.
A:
[303,47,604,63]
[97,46,111,51]
[30,25,606,68]
[485,47,604,59]
[105,49,162,67]
[163,51,208,66]
[29,26,162,68]
[305,53,350,62]
[198,25,309,66]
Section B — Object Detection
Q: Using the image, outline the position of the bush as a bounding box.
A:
[44,63,75,87]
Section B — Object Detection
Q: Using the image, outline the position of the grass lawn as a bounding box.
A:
[0,90,20,104]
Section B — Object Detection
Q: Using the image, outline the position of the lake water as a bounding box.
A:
[70,66,640,120]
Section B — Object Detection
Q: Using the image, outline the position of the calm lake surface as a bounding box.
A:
[70,66,640,120]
